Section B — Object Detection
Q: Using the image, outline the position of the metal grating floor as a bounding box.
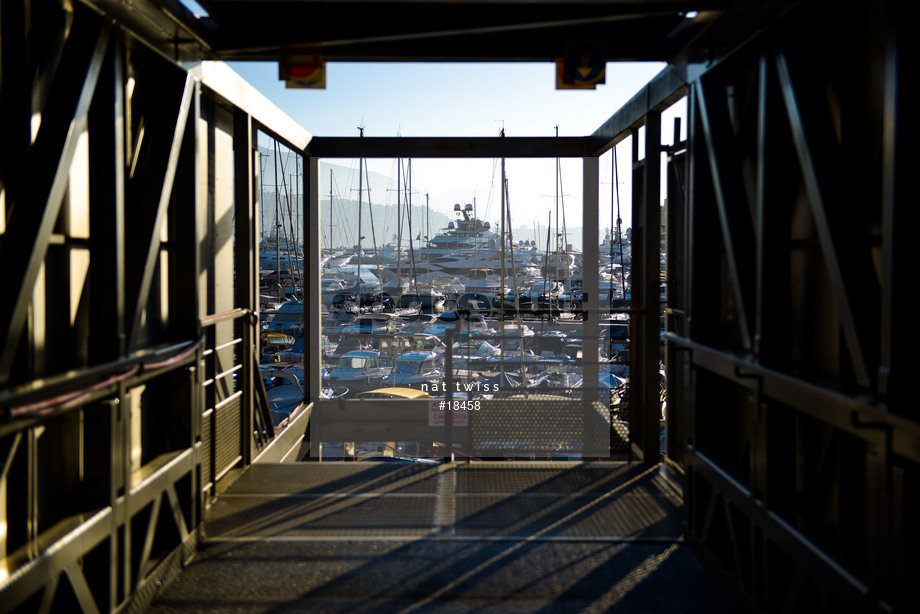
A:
[151,462,733,613]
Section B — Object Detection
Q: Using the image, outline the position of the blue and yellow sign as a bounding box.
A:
[556,42,606,90]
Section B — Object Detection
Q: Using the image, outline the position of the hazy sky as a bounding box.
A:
[229,61,685,236]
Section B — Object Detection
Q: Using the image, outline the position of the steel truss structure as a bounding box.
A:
[0,1,307,609]
[667,3,914,612]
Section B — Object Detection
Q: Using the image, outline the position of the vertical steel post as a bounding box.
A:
[631,110,662,464]
[234,110,255,464]
[305,155,322,403]
[582,157,600,404]
[751,55,769,502]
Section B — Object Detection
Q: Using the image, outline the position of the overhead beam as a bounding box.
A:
[590,64,689,153]
[210,8,684,58]
[307,136,599,159]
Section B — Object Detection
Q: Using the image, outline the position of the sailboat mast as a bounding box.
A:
[294,156,300,255]
[287,167,301,298]
[364,161,383,285]
[613,143,626,298]
[357,127,364,298]
[560,160,568,252]
[273,141,282,298]
[503,175,527,388]
[499,154,506,381]
[258,150,267,242]
[555,125,560,251]
[543,212,551,331]
[500,160,506,307]
[425,192,430,265]
[397,158,402,284]
[407,158,412,253]
[329,169,333,251]
[408,158,418,294]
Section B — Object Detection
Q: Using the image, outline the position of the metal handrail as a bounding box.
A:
[199,307,254,399]
[200,307,255,326]
[2,309,257,428]
[198,305,275,458]
[1,337,204,431]
[203,364,243,389]
[202,337,243,357]
[664,332,920,465]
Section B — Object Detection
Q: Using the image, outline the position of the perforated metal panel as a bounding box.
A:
[470,397,624,457]
[214,395,242,477]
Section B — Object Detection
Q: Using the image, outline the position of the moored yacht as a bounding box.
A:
[322,349,389,391]
[381,351,442,389]
[418,203,500,259]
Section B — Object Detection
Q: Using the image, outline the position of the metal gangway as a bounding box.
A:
[1,2,912,613]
